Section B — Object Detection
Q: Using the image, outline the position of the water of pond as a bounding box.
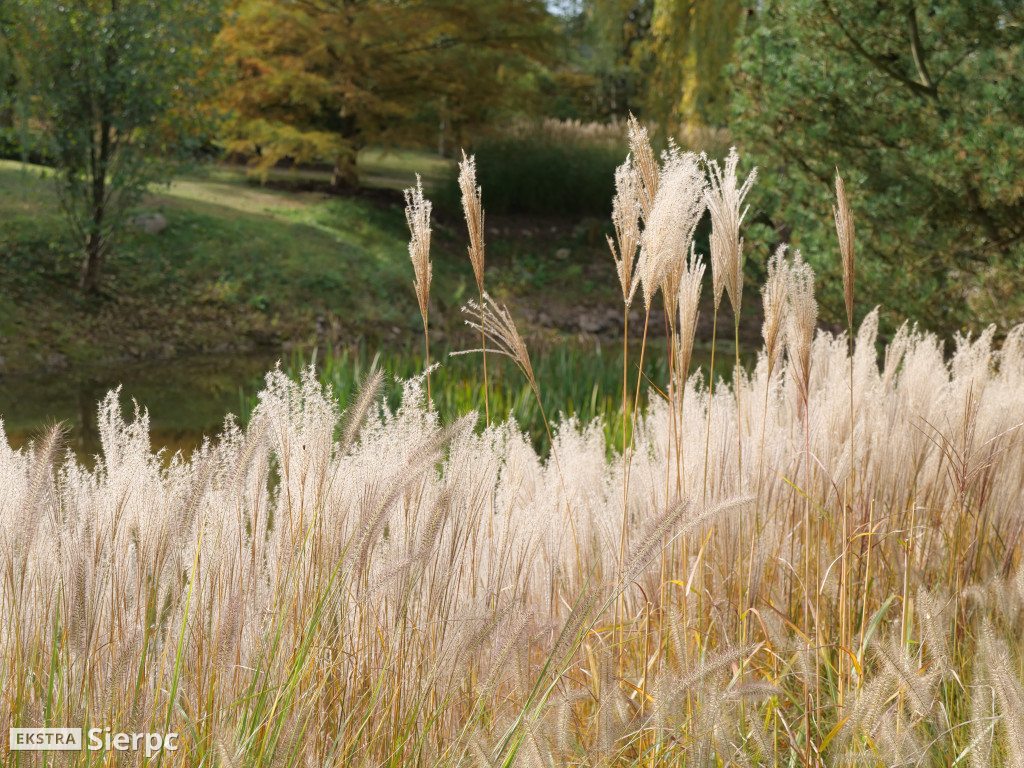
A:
[0,353,283,463]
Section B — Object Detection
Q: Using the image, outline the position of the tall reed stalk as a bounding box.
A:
[786,250,818,741]
[706,147,756,627]
[752,245,788,604]
[834,169,856,707]
[459,153,489,426]
[607,154,642,668]
[405,175,433,407]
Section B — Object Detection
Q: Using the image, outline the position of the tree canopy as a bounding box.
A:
[2,0,223,291]
[557,0,743,125]
[4,0,1024,335]
[730,0,1024,331]
[216,0,555,186]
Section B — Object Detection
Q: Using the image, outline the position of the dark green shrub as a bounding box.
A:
[437,121,626,217]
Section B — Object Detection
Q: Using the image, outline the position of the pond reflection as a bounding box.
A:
[0,353,281,463]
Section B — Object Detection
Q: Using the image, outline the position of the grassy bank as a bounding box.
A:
[0,158,430,372]
[0,151,654,377]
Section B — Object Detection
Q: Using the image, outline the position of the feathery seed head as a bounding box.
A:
[761,245,790,375]
[835,671,894,751]
[980,618,1024,766]
[627,114,658,224]
[834,170,856,329]
[458,293,536,393]
[916,587,950,669]
[705,147,756,314]
[785,250,817,406]
[875,635,937,718]
[638,148,706,314]
[676,245,706,380]
[458,152,486,293]
[215,737,240,768]
[20,423,65,545]
[404,174,432,327]
[608,156,642,308]
[339,367,384,458]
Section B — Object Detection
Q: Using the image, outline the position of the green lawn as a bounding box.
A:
[0,142,647,376]
[0,155,464,373]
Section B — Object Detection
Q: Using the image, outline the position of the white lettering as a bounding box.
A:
[9,729,83,751]
[145,733,163,758]
[11,727,178,754]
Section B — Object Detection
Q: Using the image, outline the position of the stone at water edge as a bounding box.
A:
[131,212,168,235]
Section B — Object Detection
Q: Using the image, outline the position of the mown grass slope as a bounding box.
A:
[0,149,635,376]
[0,157,455,373]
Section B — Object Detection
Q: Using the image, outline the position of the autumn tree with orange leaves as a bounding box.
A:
[216,0,554,187]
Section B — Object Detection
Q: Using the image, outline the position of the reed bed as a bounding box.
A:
[3,127,1024,767]
[239,341,674,456]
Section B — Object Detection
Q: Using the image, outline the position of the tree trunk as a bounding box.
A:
[81,120,111,293]
[331,153,359,190]
[81,232,105,293]
[81,3,117,294]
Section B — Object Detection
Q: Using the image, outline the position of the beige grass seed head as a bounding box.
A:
[676,245,706,380]
[705,147,756,314]
[608,156,642,308]
[459,293,536,392]
[627,113,659,224]
[785,250,817,406]
[459,152,486,293]
[404,174,432,327]
[761,244,790,375]
[638,147,706,315]
[834,170,856,329]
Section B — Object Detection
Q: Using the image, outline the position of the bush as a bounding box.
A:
[729,1,1024,334]
[0,128,56,167]
[437,119,627,217]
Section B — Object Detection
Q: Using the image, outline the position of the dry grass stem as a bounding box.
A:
[458,151,491,425]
